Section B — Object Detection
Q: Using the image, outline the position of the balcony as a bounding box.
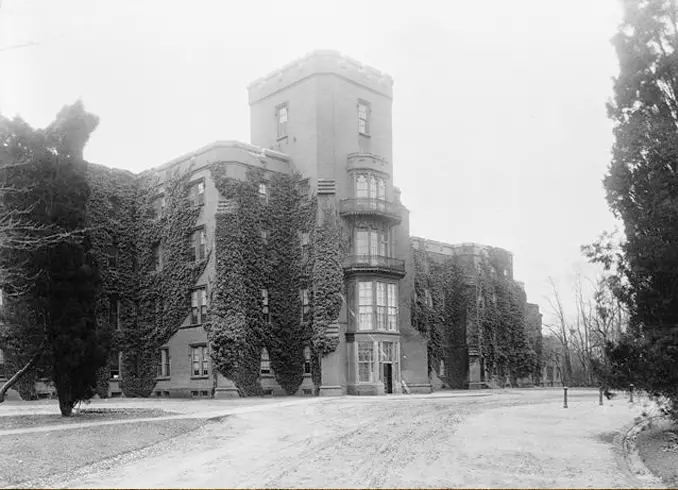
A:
[343,254,406,278]
[339,198,401,224]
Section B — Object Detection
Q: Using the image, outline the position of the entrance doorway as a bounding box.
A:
[382,363,393,394]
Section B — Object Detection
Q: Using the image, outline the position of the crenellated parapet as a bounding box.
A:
[248,50,394,103]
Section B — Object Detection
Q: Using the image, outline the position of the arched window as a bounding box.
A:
[303,347,312,375]
[260,348,271,375]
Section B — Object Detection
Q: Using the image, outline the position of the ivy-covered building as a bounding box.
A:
[2,50,544,399]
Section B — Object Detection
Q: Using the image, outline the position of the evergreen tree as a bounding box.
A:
[0,101,107,415]
[589,0,678,418]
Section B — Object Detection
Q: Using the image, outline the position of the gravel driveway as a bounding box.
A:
[20,389,650,489]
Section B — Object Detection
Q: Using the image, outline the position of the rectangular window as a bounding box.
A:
[259,183,268,203]
[304,347,312,375]
[191,287,207,324]
[158,348,170,377]
[260,348,271,375]
[261,289,270,322]
[109,351,120,380]
[358,281,373,331]
[152,242,162,271]
[356,230,369,256]
[300,232,310,261]
[300,288,310,322]
[0,348,5,379]
[358,342,373,383]
[358,101,369,135]
[261,230,269,245]
[387,283,398,331]
[379,230,389,256]
[153,194,165,219]
[190,180,205,206]
[380,342,394,362]
[356,175,368,199]
[109,296,120,330]
[191,345,208,377]
[192,228,206,261]
[376,282,387,331]
[277,104,288,139]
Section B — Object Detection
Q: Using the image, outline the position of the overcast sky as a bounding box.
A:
[0,0,623,323]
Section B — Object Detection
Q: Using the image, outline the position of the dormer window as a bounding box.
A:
[358,101,370,135]
[277,104,288,139]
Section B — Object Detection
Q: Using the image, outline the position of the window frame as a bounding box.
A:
[190,287,208,325]
[261,288,270,323]
[152,242,163,271]
[357,342,374,383]
[109,295,120,330]
[258,182,269,204]
[189,178,206,207]
[109,350,121,380]
[276,103,288,140]
[355,280,399,332]
[260,347,272,375]
[303,346,312,375]
[300,288,310,322]
[190,344,209,378]
[358,100,370,136]
[191,227,207,262]
[152,193,166,219]
[158,348,171,378]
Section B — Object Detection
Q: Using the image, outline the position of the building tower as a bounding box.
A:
[248,51,430,395]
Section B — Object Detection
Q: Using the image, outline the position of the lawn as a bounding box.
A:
[0,407,175,431]
[0,418,206,487]
[636,420,678,487]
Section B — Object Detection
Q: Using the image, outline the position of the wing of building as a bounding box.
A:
[0,51,545,399]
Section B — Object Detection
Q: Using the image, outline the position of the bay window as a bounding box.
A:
[354,172,387,201]
[356,280,399,332]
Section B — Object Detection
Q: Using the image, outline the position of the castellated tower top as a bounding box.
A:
[247,50,394,103]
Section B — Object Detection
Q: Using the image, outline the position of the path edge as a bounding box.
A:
[613,414,667,489]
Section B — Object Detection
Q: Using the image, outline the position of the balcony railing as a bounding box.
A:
[343,254,406,277]
[339,198,401,224]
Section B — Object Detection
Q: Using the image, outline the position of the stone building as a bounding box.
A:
[0,51,543,398]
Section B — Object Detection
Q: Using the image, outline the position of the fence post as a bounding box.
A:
[629,384,634,403]
[599,387,604,406]
[563,386,568,409]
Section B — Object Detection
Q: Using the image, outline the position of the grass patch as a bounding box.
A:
[636,423,678,487]
[0,408,175,431]
[0,418,205,487]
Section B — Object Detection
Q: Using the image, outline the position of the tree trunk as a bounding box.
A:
[0,349,43,403]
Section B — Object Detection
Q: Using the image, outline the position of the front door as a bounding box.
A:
[383,363,393,394]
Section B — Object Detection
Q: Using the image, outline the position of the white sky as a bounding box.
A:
[0,0,623,324]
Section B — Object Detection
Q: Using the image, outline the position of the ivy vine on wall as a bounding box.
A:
[411,246,539,386]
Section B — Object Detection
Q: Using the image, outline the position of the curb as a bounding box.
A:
[613,414,666,489]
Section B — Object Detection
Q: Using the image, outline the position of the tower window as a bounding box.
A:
[358,101,370,135]
[277,104,288,139]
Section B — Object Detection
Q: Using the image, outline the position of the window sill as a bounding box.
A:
[190,375,210,380]
[155,376,171,381]
[182,323,204,329]
[260,373,275,378]
[276,136,288,142]
[303,373,312,378]
[359,132,371,138]
[109,378,121,382]
[354,329,400,335]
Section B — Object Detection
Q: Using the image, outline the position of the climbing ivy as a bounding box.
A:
[411,246,539,386]
[207,165,344,395]
[121,167,207,396]
[308,204,345,357]
[85,164,138,398]
[85,164,207,397]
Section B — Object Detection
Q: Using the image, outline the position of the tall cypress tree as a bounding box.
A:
[0,101,107,415]
[589,0,678,417]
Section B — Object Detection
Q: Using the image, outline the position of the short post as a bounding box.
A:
[563,386,568,408]
[629,384,634,403]
[599,387,604,406]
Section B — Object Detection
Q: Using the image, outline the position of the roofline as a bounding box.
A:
[152,140,291,173]
[410,236,514,255]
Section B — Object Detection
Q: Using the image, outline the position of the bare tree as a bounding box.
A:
[544,277,574,384]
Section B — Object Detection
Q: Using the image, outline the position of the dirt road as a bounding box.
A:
[28,389,651,488]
